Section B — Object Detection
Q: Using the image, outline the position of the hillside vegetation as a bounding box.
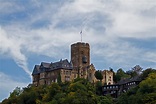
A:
[1,68,156,104]
[1,78,112,104]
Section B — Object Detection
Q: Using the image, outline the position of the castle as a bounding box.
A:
[32,42,113,86]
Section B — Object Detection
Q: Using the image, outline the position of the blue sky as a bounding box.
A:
[0,0,156,101]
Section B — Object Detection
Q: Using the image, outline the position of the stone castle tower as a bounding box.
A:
[71,42,90,68]
[32,42,113,86]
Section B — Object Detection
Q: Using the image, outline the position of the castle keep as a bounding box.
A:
[32,42,113,86]
[71,42,90,68]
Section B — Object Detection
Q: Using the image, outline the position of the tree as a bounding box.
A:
[126,70,137,78]
[139,72,156,94]
[141,68,156,80]
[43,83,61,102]
[94,70,103,81]
[115,68,130,82]
[132,65,143,75]
[98,96,113,104]
[95,81,102,95]
[10,87,23,98]
[68,82,87,92]
[57,72,62,85]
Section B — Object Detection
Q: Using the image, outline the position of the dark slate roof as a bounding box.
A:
[50,59,73,70]
[32,65,40,75]
[41,62,51,68]
[117,76,141,85]
[32,59,73,75]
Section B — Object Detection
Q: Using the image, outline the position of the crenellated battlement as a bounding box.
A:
[71,42,90,48]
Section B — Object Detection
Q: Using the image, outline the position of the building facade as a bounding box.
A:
[32,42,113,86]
[102,76,141,98]
[101,70,113,85]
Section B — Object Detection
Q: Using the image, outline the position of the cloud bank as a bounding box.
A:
[0,0,156,76]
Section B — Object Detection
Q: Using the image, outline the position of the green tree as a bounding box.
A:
[94,71,103,95]
[94,70,103,81]
[98,96,113,104]
[95,81,102,95]
[10,87,23,98]
[43,83,61,102]
[57,72,62,85]
[139,72,156,94]
[141,68,156,80]
[115,68,130,82]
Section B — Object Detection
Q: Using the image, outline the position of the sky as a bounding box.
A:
[0,0,156,102]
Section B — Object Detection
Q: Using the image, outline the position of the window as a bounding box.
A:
[66,71,68,75]
[111,91,114,94]
[40,73,45,78]
[82,56,87,63]
[60,70,63,74]
[55,79,57,83]
[65,76,70,81]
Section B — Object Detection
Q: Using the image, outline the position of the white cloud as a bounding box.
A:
[0,72,29,102]
[0,27,31,77]
[0,0,156,73]
[145,52,156,63]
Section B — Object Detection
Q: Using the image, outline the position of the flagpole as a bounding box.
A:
[80,30,82,42]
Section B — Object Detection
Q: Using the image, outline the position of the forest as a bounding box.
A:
[1,67,156,104]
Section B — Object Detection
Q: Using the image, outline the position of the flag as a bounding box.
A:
[80,30,82,34]
[80,30,82,42]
